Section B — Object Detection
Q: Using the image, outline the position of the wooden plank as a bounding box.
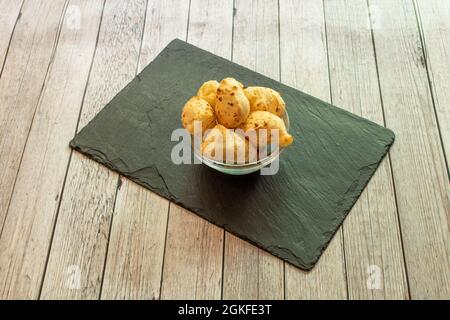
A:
[0,0,104,299]
[160,0,233,299]
[40,0,147,300]
[0,0,23,75]
[323,0,408,299]
[280,0,347,299]
[223,234,284,299]
[186,0,233,58]
[137,0,190,71]
[100,180,170,299]
[415,0,450,169]
[222,0,284,300]
[369,0,450,299]
[100,0,190,300]
[0,0,67,235]
[160,205,223,299]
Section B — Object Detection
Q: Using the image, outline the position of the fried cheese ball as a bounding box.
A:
[181,96,215,135]
[201,124,257,163]
[215,78,250,129]
[197,80,219,108]
[244,86,286,117]
[244,111,293,148]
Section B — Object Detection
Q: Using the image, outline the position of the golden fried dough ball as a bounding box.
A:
[244,111,293,148]
[201,124,257,163]
[215,78,250,129]
[197,80,219,108]
[181,96,215,134]
[244,86,285,117]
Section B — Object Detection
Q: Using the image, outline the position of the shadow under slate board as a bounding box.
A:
[70,39,395,270]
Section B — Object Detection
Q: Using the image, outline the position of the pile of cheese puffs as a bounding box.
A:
[181,77,293,163]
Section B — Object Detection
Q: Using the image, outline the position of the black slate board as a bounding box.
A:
[70,39,395,270]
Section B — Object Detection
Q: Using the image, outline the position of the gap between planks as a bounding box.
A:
[0,0,25,79]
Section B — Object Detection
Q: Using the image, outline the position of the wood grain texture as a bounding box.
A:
[0,0,23,74]
[100,180,170,299]
[416,0,450,169]
[280,0,347,299]
[0,0,67,235]
[100,0,190,300]
[138,0,190,68]
[0,0,104,300]
[161,205,223,299]
[40,0,147,300]
[324,0,408,299]
[369,0,450,299]
[223,234,284,299]
[186,0,233,58]
[160,0,233,299]
[222,0,284,300]
[40,153,117,300]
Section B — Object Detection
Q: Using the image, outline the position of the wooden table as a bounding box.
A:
[0,0,448,300]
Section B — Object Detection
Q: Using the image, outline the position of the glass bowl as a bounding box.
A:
[193,111,290,175]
